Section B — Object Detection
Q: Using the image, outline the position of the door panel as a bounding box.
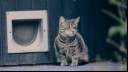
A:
[32,0,50,64]
[15,0,34,65]
[1,0,19,65]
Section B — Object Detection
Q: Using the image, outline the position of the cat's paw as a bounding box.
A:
[60,60,68,66]
[70,61,78,66]
[70,62,78,66]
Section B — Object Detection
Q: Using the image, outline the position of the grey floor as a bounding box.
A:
[0,62,127,71]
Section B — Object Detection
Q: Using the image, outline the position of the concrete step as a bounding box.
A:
[0,63,127,71]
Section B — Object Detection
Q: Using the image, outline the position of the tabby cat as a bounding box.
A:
[54,16,88,66]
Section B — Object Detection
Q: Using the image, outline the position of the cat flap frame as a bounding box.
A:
[6,10,49,53]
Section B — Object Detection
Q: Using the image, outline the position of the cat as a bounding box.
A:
[54,16,89,66]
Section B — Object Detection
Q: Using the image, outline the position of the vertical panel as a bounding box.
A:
[78,0,96,62]
[1,0,19,65]
[32,0,47,10]
[63,0,79,19]
[0,0,3,66]
[47,0,63,63]
[15,0,34,64]
[16,0,32,11]
[94,0,109,61]
[32,0,50,64]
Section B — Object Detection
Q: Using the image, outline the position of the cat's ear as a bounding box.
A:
[59,16,66,24]
[74,17,80,24]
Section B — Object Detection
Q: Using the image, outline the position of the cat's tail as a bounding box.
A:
[80,53,89,62]
[77,33,89,62]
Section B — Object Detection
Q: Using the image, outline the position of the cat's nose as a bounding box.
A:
[70,29,75,33]
[72,30,75,33]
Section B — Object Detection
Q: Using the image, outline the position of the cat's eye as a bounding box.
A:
[74,27,77,29]
[62,28,66,31]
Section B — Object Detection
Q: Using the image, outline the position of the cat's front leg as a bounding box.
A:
[71,56,79,66]
[59,54,68,66]
[61,59,68,66]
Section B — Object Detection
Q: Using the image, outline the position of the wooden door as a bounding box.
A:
[0,0,64,66]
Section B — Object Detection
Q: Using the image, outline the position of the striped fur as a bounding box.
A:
[54,16,88,66]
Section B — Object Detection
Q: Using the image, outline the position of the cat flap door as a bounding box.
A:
[6,10,49,53]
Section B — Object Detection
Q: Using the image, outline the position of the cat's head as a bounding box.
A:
[59,16,80,37]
